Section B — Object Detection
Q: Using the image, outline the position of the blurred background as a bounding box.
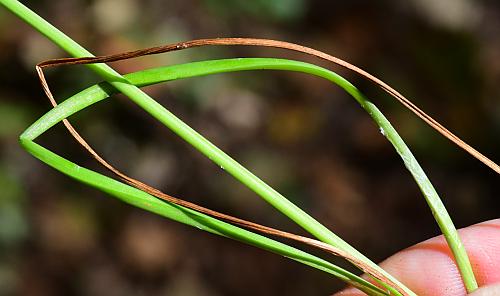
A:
[0,0,499,295]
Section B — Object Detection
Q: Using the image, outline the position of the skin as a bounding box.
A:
[335,219,500,296]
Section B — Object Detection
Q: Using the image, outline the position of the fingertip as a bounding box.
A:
[379,245,466,295]
[333,219,500,295]
[411,218,500,287]
[469,283,500,296]
[332,286,364,295]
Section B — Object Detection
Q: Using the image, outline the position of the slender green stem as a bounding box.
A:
[357,103,478,293]
[20,57,419,295]
[1,1,411,295]
[1,0,341,246]
[19,138,387,296]
[23,56,476,295]
[2,0,477,292]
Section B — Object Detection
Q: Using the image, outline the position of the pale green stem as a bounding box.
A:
[2,0,478,293]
